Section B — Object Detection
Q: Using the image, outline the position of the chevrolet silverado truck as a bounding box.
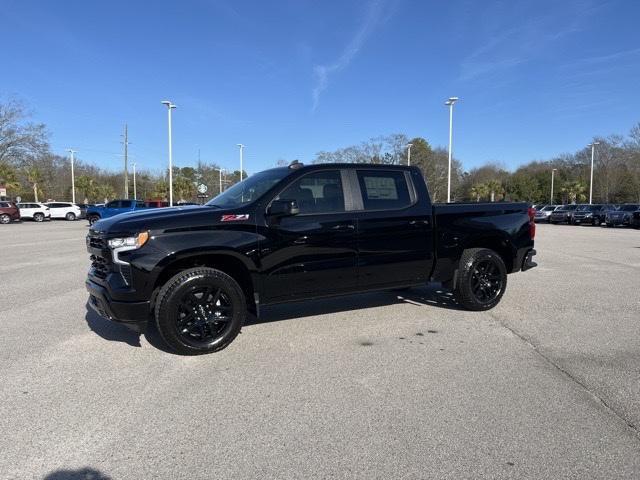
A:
[86,162,537,355]
[86,199,147,225]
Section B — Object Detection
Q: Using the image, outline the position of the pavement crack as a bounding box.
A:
[492,314,640,442]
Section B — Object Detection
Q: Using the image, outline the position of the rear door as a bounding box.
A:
[353,168,434,289]
[260,169,358,302]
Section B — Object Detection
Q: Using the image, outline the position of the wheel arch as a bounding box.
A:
[151,252,257,313]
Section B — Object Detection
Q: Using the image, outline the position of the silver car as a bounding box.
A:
[534,205,559,222]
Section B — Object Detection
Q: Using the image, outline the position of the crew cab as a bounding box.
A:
[86,199,146,225]
[86,163,537,355]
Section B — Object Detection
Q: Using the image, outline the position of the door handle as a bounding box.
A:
[409,219,430,226]
[332,224,355,231]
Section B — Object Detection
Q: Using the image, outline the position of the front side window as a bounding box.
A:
[276,170,345,214]
[106,201,119,208]
[120,200,132,208]
[357,170,412,211]
[207,168,291,210]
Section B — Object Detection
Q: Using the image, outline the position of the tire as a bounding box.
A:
[34,213,45,222]
[65,212,76,221]
[0,214,10,224]
[155,267,246,355]
[593,218,600,226]
[88,215,100,225]
[454,248,507,311]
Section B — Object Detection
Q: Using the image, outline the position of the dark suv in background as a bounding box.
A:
[0,201,21,224]
[572,204,613,226]
[549,204,578,224]
[606,204,639,227]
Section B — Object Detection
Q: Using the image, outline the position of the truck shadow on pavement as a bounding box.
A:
[43,466,111,479]
[85,284,461,350]
[248,283,464,326]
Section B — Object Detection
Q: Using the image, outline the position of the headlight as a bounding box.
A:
[108,232,149,250]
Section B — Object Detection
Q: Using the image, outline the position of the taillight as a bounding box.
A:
[528,207,536,239]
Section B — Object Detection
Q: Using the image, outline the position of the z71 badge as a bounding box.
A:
[221,214,250,222]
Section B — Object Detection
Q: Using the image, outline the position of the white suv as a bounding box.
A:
[17,203,51,222]
[45,202,82,221]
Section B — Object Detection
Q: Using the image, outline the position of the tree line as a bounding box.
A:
[2,96,639,205]
[0,98,243,204]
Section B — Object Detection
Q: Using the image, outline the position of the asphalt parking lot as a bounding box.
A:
[1,220,639,479]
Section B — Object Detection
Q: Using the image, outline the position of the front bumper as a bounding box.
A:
[86,279,150,332]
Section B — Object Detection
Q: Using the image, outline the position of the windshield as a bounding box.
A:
[587,205,603,211]
[575,205,590,211]
[206,168,290,209]
[542,206,556,211]
[621,204,639,211]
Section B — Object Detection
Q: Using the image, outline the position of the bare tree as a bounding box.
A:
[0,98,49,165]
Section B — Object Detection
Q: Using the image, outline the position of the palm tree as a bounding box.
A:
[561,180,587,204]
[470,183,489,202]
[173,176,196,202]
[24,166,43,202]
[75,175,96,203]
[94,184,116,204]
[0,162,20,194]
[485,179,505,202]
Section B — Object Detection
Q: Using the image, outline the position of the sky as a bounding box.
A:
[2,0,639,175]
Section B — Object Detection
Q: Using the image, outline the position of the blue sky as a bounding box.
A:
[2,0,639,175]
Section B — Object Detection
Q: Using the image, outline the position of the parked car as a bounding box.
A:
[86,162,537,355]
[0,201,21,224]
[86,200,147,225]
[549,204,578,224]
[572,204,614,226]
[17,202,51,222]
[605,204,640,227]
[45,202,82,220]
[144,200,169,208]
[76,203,90,219]
[534,205,559,222]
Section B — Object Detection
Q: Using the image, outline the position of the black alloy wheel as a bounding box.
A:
[155,267,246,355]
[176,285,234,347]
[454,248,507,311]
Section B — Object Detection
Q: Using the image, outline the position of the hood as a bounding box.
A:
[90,205,249,236]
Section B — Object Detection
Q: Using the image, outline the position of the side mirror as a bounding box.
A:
[268,199,300,217]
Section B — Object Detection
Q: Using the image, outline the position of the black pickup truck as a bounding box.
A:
[86,163,537,355]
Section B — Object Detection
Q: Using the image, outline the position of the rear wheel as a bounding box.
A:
[65,212,76,221]
[454,248,507,311]
[155,267,246,355]
[34,213,45,222]
[88,215,100,225]
[0,214,10,224]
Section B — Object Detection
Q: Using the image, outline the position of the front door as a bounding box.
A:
[260,169,358,302]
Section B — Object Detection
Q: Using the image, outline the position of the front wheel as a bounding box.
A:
[65,212,76,221]
[155,267,246,355]
[88,215,100,225]
[454,248,507,311]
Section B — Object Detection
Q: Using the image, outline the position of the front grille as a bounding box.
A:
[89,236,106,249]
[90,254,110,279]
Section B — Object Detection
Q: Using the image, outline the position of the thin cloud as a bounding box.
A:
[311,0,387,112]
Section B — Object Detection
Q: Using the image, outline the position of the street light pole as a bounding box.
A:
[237,144,245,181]
[132,162,137,200]
[445,97,459,203]
[406,143,413,166]
[587,142,600,204]
[551,168,557,204]
[161,100,177,206]
[67,149,76,204]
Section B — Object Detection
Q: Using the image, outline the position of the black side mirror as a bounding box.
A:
[268,199,300,217]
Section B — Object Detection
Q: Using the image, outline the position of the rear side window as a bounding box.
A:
[0,202,9,208]
[356,170,413,211]
[121,200,132,208]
